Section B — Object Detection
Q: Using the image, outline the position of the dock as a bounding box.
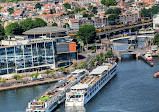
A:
[0,77,65,91]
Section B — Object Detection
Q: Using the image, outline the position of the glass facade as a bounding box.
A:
[0,40,76,75]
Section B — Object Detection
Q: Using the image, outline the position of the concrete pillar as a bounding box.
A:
[23,45,25,68]
[118,56,121,62]
[44,42,47,64]
[14,46,17,73]
[136,54,138,60]
[5,48,9,74]
[36,43,38,65]
[52,41,56,68]
[31,44,34,67]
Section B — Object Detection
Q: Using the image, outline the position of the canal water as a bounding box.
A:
[1,58,159,112]
[1,38,159,112]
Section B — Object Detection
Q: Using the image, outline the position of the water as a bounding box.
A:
[1,38,159,112]
[1,58,159,112]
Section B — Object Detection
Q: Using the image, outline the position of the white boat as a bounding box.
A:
[65,62,117,106]
[144,52,153,61]
[26,69,89,112]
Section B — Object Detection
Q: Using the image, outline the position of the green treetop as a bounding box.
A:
[52,22,57,26]
[35,3,43,9]
[63,2,71,9]
[5,22,22,35]
[8,8,14,14]
[101,0,117,7]
[63,23,70,28]
[153,33,159,45]
[19,18,35,32]
[77,24,96,43]
[0,24,5,40]
[34,18,47,28]
[105,8,121,15]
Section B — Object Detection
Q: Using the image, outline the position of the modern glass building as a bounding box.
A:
[0,38,76,75]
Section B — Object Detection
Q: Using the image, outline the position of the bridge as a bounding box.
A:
[114,48,149,61]
[110,34,154,42]
[97,22,152,36]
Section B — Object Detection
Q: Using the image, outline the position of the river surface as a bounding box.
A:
[1,38,159,112]
[1,58,159,112]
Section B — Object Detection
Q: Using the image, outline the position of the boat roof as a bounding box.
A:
[72,69,85,73]
[90,66,109,75]
[71,84,88,89]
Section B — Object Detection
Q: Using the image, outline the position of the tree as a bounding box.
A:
[42,12,47,15]
[1,78,6,84]
[8,8,14,14]
[105,8,121,15]
[74,8,81,13]
[83,12,94,17]
[81,8,86,11]
[20,18,35,32]
[77,24,96,43]
[52,22,57,26]
[105,8,114,15]
[63,2,71,9]
[51,71,55,77]
[13,74,22,80]
[73,62,78,69]
[0,77,6,84]
[45,69,51,77]
[79,62,87,69]
[50,69,55,77]
[141,6,159,18]
[101,0,117,7]
[5,22,22,35]
[49,9,56,14]
[92,7,98,14]
[30,71,39,79]
[107,50,113,58]
[35,3,43,9]
[58,67,66,73]
[0,25,5,40]
[153,33,159,45]
[63,23,70,28]
[34,18,47,28]
[108,14,119,25]
[38,56,43,63]
[90,59,95,67]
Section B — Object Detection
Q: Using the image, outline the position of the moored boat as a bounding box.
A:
[26,69,89,112]
[144,53,153,61]
[65,62,117,106]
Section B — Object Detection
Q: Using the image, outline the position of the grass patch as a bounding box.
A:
[37,96,51,101]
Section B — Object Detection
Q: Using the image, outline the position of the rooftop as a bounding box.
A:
[90,66,109,75]
[23,26,67,35]
[71,84,88,89]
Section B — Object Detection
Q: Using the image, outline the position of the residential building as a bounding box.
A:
[119,10,140,24]
[68,19,79,30]
[153,14,159,30]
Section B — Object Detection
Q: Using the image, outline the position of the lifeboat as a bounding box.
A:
[154,72,159,78]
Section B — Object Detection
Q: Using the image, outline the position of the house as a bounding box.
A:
[68,19,79,30]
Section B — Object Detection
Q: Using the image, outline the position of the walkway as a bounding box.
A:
[0,76,65,91]
[110,35,154,42]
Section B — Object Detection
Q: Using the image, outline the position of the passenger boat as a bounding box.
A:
[65,62,117,106]
[144,53,153,61]
[26,69,89,112]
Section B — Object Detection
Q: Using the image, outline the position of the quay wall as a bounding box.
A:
[0,77,65,92]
